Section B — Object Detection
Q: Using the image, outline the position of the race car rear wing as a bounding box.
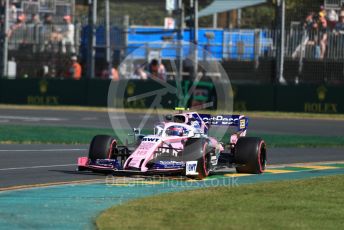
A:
[198,114,249,131]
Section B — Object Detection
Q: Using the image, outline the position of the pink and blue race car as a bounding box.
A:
[77,110,267,179]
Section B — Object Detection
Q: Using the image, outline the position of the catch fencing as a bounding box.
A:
[2,0,344,84]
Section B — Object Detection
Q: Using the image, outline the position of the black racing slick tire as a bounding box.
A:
[196,146,212,179]
[184,138,212,180]
[88,135,115,161]
[234,137,266,174]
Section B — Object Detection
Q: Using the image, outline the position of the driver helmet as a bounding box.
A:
[166,126,184,136]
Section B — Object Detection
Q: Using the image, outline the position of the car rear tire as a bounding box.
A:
[234,137,266,174]
[88,135,115,161]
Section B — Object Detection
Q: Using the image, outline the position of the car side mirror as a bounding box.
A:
[133,128,141,135]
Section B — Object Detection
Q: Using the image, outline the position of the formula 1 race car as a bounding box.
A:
[77,110,267,179]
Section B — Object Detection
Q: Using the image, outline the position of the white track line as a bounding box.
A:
[0,164,77,171]
[0,115,65,121]
[0,149,87,152]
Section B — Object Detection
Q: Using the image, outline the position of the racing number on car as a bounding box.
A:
[159,147,180,157]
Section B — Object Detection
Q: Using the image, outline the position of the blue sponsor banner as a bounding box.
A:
[198,114,248,131]
[81,26,271,61]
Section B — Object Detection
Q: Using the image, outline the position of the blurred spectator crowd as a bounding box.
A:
[293,4,344,59]
[2,1,344,81]
[1,1,76,53]
[0,0,84,79]
[0,1,168,81]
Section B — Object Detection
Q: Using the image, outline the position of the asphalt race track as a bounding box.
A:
[0,144,99,189]
[1,107,344,136]
[0,107,344,189]
[1,107,344,229]
[1,144,344,189]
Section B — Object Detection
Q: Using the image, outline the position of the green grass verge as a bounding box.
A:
[248,132,344,148]
[242,111,344,121]
[97,175,344,230]
[0,125,115,144]
[0,124,343,147]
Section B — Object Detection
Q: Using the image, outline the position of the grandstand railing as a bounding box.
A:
[285,28,344,60]
[6,22,344,83]
[117,26,344,61]
[11,0,74,23]
[324,0,344,10]
[9,23,344,64]
[7,23,80,53]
